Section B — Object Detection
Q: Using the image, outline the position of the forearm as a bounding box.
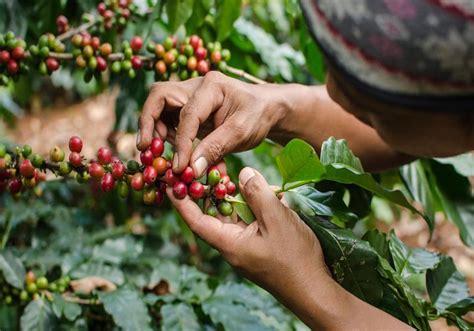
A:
[273,268,412,330]
[267,84,414,172]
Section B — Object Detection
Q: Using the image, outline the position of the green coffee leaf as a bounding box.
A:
[0,250,25,289]
[166,0,195,32]
[276,139,325,190]
[52,293,81,321]
[215,0,242,41]
[320,137,363,172]
[427,257,469,311]
[20,299,57,331]
[161,303,201,331]
[446,297,474,316]
[99,288,152,331]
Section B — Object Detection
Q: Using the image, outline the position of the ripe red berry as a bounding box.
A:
[152,157,168,175]
[189,35,200,49]
[111,162,125,180]
[121,8,131,19]
[131,56,142,69]
[20,160,35,178]
[56,15,68,27]
[9,178,22,194]
[46,58,59,71]
[68,136,83,153]
[140,149,154,166]
[143,166,158,184]
[88,162,104,178]
[195,47,207,61]
[226,181,236,195]
[197,60,209,75]
[150,138,164,157]
[164,168,178,186]
[69,152,82,167]
[155,189,164,205]
[130,36,143,52]
[103,10,114,20]
[189,181,204,199]
[131,172,144,191]
[12,47,25,60]
[101,173,115,192]
[180,166,194,184]
[173,181,187,199]
[220,175,230,185]
[0,50,10,63]
[97,2,106,15]
[211,51,222,64]
[96,56,107,71]
[34,169,46,183]
[7,60,19,75]
[214,183,227,199]
[90,37,100,50]
[97,147,112,165]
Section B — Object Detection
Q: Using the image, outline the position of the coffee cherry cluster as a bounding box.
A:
[109,36,143,79]
[96,0,134,32]
[0,32,29,85]
[146,35,231,81]
[29,33,66,76]
[0,271,70,305]
[0,137,237,216]
[71,32,112,81]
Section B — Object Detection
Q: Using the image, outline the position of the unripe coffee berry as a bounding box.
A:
[101,173,115,192]
[99,43,112,57]
[143,187,156,205]
[36,276,48,290]
[208,169,220,186]
[143,166,158,184]
[25,271,36,285]
[97,147,112,165]
[189,181,205,199]
[34,169,47,183]
[222,49,231,61]
[31,154,44,168]
[211,51,222,64]
[164,52,175,65]
[152,157,168,175]
[214,183,227,200]
[218,201,233,216]
[131,172,144,191]
[22,145,32,157]
[140,149,154,166]
[164,168,178,186]
[117,180,129,199]
[150,138,164,157]
[154,60,166,74]
[173,181,187,200]
[206,205,218,217]
[127,160,140,173]
[20,160,35,178]
[90,37,101,50]
[26,283,37,294]
[50,146,65,162]
[111,162,126,179]
[58,161,72,175]
[187,57,197,71]
[155,44,165,58]
[69,136,83,153]
[69,152,82,167]
[89,162,105,178]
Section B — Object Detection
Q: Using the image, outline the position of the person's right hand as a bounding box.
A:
[136,72,286,177]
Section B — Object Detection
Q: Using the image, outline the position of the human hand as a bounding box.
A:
[137,72,287,178]
[167,166,329,299]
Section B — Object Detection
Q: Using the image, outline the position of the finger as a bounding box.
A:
[190,122,240,178]
[238,167,283,232]
[154,120,168,139]
[166,187,241,249]
[173,78,224,173]
[137,86,166,150]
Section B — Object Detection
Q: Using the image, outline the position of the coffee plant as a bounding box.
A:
[0,0,473,330]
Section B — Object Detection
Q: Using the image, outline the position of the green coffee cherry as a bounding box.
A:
[0,144,6,158]
[36,276,48,289]
[208,169,220,186]
[58,161,72,175]
[127,160,140,172]
[206,205,218,217]
[218,201,233,216]
[22,145,32,158]
[118,181,129,199]
[111,61,121,73]
[26,282,37,294]
[31,154,44,168]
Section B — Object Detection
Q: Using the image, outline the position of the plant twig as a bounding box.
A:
[57,14,96,41]
[1,213,12,249]
[226,65,266,84]
[62,293,101,305]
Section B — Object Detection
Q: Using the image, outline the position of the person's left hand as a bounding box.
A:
[167,166,329,300]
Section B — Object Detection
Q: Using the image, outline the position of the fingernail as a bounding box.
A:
[136,131,141,146]
[172,153,179,171]
[239,167,255,186]
[193,157,208,178]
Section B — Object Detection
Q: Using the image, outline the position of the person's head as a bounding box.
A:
[326,67,474,158]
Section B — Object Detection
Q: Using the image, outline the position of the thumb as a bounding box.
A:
[190,122,240,178]
[238,167,283,232]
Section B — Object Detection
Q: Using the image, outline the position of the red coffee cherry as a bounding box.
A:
[226,181,236,195]
[150,138,164,157]
[211,51,222,64]
[197,60,209,75]
[101,173,115,192]
[187,56,197,71]
[195,47,207,61]
[189,181,204,199]
[90,37,101,50]
[131,56,142,69]
[20,160,35,178]
[130,36,143,52]
[121,8,131,19]
[155,189,164,205]
[213,183,227,200]
[180,166,194,184]
[56,15,68,27]
[140,149,154,166]
[68,136,83,153]
[220,175,230,185]
[189,35,200,49]
[111,162,126,180]
[143,166,158,184]
[7,60,19,75]
[97,147,112,165]
[154,60,166,74]
[34,169,47,183]
[88,162,105,178]
[96,56,107,71]
[69,152,82,167]
[97,2,106,15]
[9,178,22,194]
[99,43,112,57]
[173,181,187,199]
[103,10,114,20]
[12,47,25,60]
[164,169,178,186]
[152,157,168,175]
[131,172,144,191]
[0,50,10,63]
[164,52,175,65]
[46,58,59,71]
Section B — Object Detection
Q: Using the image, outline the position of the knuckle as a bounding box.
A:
[204,70,222,82]
[203,140,224,161]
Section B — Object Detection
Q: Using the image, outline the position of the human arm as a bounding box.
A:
[168,166,412,330]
